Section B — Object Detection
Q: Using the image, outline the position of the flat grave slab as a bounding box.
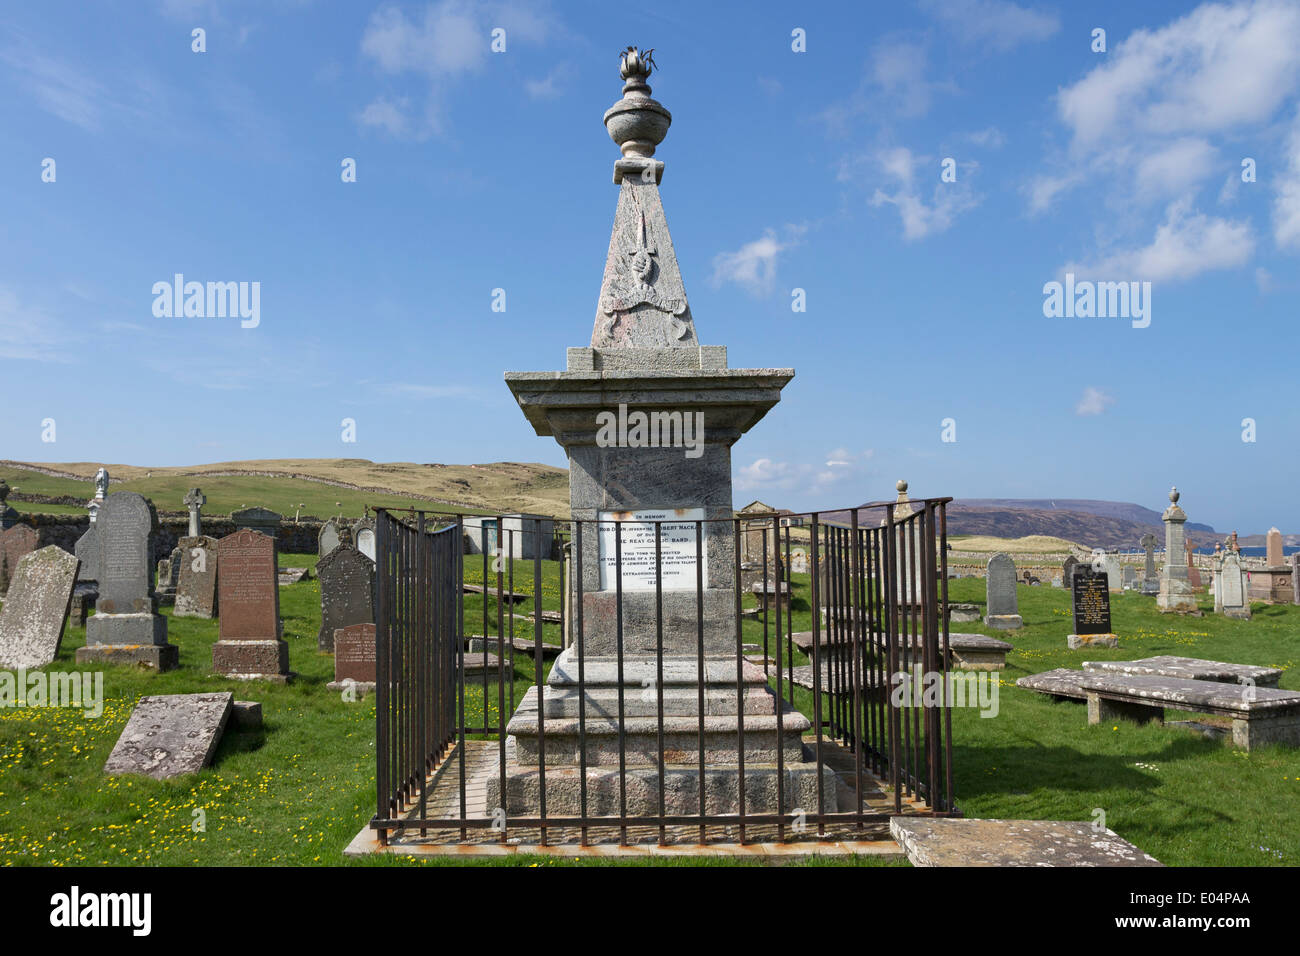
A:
[1016,668,1089,700]
[1078,674,1300,716]
[1083,655,1282,688]
[103,692,233,779]
[278,567,310,585]
[889,817,1162,867]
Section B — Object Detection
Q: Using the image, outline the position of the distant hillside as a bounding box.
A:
[1,459,571,518]
[957,498,1216,534]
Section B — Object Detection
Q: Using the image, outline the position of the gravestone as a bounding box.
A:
[212,529,289,680]
[231,507,282,537]
[184,487,206,537]
[318,519,342,558]
[1092,550,1121,592]
[352,518,376,563]
[1216,551,1250,620]
[1062,555,1079,589]
[488,49,823,818]
[103,692,233,779]
[78,492,176,670]
[0,479,18,530]
[0,525,39,596]
[1291,553,1300,604]
[1156,488,1198,612]
[327,622,376,694]
[0,546,80,669]
[173,535,218,619]
[1068,568,1118,648]
[74,525,99,583]
[316,545,375,651]
[155,547,182,602]
[1267,527,1284,567]
[1140,533,1160,595]
[1186,537,1203,588]
[984,553,1023,629]
[1121,565,1138,590]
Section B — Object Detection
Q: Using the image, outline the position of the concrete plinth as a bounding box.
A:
[85,611,167,647]
[212,639,290,682]
[76,643,179,671]
[983,614,1022,630]
[1067,633,1119,649]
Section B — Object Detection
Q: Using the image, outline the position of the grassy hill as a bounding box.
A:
[0,459,570,519]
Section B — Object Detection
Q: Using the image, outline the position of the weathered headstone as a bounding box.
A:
[352,518,376,563]
[231,507,282,537]
[174,535,218,619]
[0,546,80,669]
[1068,567,1118,648]
[1216,551,1250,620]
[78,492,176,670]
[316,545,375,651]
[1062,555,1079,589]
[103,692,233,779]
[1140,532,1160,594]
[318,518,342,558]
[0,525,39,596]
[1267,527,1284,567]
[327,622,376,695]
[155,547,182,602]
[1291,553,1300,604]
[1157,487,1198,612]
[1092,549,1121,592]
[1121,565,1138,590]
[984,553,1023,629]
[1186,537,1203,588]
[212,529,288,680]
[74,525,99,583]
[184,487,206,538]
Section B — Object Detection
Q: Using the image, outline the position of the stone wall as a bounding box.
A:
[15,512,348,558]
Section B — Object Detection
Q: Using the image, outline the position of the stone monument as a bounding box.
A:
[1156,487,1198,613]
[328,622,377,695]
[212,529,289,681]
[984,553,1023,629]
[1248,526,1293,603]
[352,517,376,563]
[0,524,39,597]
[491,48,826,816]
[174,535,219,619]
[77,492,177,670]
[1215,549,1251,620]
[184,487,206,538]
[1067,566,1118,648]
[0,479,19,530]
[315,544,375,652]
[0,546,80,669]
[87,466,108,525]
[1139,533,1160,595]
[1062,555,1079,589]
[318,518,343,558]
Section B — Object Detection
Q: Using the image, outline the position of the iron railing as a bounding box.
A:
[370,498,956,846]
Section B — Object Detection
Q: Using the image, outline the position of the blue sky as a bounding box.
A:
[1,0,1297,534]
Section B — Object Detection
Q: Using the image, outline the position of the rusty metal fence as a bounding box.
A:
[371,498,957,846]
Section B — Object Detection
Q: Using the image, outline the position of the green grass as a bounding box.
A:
[2,559,1296,866]
[1,466,495,519]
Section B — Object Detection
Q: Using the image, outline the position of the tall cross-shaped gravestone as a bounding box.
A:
[1156,487,1198,613]
[1140,532,1160,595]
[491,48,828,817]
[184,488,206,538]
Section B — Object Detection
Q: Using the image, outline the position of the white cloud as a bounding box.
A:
[919,0,1060,52]
[1065,198,1254,282]
[962,126,1006,148]
[0,46,110,130]
[358,0,557,137]
[737,448,872,495]
[711,227,804,295]
[525,62,573,100]
[1075,386,1114,416]
[867,148,981,241]
[1255,266,1276,292]
[1058,2,1300,151]
[1274,111,1300,249]
[1134,137,1217,201]
[869,39,938,117]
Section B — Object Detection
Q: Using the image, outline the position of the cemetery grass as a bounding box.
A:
[4,557,1294,867]
[761,577,1300,867]
[0,555,892,868]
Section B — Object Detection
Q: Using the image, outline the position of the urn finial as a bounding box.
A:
[604,46,672,164]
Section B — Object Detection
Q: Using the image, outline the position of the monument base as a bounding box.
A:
[984,614,1022,630]
[212,639,291,681]
[1156,582,1198,613]
[76,643,179,671]
[1067,633,1119,649]
[1222,607,1252,621]
[173,598,215,619]
[85,611,168,647]
[487,649,835,815]
[327,679,376,697]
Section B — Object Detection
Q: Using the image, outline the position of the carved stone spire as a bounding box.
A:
[592,47,697,349]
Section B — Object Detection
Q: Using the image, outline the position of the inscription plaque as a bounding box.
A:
[597,508,706,591]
